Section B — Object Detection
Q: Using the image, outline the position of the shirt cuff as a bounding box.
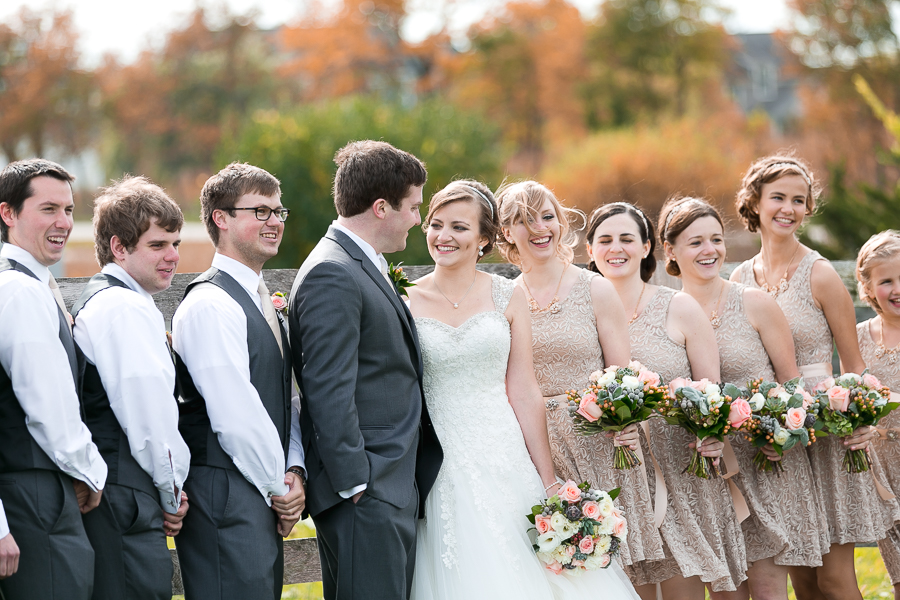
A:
[338,483,367,499]
[0,500,8,539]
[159,488,180,515]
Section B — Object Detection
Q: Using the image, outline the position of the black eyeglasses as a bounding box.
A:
[229,207,291,222]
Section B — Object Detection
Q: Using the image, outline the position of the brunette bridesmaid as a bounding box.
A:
[662,196,825,600]
[494,182,666,576]
[587,202,748,600]
[730,156,899,600]
[856,231,900,600]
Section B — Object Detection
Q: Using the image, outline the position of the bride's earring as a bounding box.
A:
[478,245,484,257]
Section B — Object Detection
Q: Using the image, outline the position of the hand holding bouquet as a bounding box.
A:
[656,378,748,478]
[527,481,627,575]
[814,371,899,473]
[741,377,817,475]
[566,362,667,469]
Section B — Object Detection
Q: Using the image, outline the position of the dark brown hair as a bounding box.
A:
[422,180,498,261]
[200,162,280,246]
[658,196,724,277]
[735,154,819,233]
[333,140,427,218]
[93,176,184,266]
[0,159,75,242]
[586,202,658,282]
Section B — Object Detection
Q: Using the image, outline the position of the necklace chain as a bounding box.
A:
[522,266,566,314]
[709,279,727,329]
[761,243,801,298]
[629,283,646,325]
[876,318,900,365]
[434,272,477,309]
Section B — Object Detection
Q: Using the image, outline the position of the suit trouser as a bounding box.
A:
[313,485,419,600]
[81,482,172,600]
[0,469,94,600]
[174,465,283,600]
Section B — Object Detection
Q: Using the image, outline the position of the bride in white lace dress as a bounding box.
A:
[408,181,639,600]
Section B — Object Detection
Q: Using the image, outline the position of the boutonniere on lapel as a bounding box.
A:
[388,262,415,298]
[271,292,289,314]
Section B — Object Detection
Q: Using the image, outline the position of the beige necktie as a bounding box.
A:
[257,278,284,357]
[48,273,73,332]
[379,257,393,287]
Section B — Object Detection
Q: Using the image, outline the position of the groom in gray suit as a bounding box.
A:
[290,140,442,600]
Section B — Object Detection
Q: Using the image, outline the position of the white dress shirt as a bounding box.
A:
[0,244,107,491]
[0,498,8,540]
[73,263,191,514]
[329,221,385,499]
[172,253,304,504]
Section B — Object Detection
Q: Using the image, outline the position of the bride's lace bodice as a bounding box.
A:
[414,274,541,569]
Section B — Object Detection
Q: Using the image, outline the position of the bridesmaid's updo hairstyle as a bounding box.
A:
[423,179,498,262]
[658,196,724,277]
[856,230,900,315]
[585,202,658,282]
[495,180,582,267]
[735,154,820,233]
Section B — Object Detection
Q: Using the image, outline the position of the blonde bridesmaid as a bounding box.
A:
[494,182,666,579]
[856,231,900,600]
[730,156,900,600]
[587,201,748,600]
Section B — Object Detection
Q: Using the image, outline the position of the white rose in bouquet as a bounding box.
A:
[621,375,642,390]
[704,383,722,396]
[773,427,790,446]
[550,512,568,532]
[749,392,765,411]
[537,531,562,552]
[597,370,616,387]
[595,493,614,517]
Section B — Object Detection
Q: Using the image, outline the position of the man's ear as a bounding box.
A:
[110,235,128,262]
[212,208,230,230]
[0,202,14,228]
[372,198,389,221]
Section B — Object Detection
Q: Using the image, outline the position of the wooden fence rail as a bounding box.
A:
[55,260,870,593]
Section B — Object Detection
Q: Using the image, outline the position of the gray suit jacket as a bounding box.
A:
[289,226,442,518]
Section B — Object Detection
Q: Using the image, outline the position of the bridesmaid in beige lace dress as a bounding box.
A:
[494,182,665,580]
[662,196,826,600]
[730,156,898,600]
[856,231,900,600]
[586,202,748,600]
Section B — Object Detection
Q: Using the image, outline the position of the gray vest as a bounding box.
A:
[0,258,78,473]
[175,268,291,470]
[71,273,160,498]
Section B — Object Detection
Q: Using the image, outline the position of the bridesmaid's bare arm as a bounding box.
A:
[744,287,801,383]
[505,286,559,494]
[810,260,866,374]
[669,291,720,382]
[589,275,631,367]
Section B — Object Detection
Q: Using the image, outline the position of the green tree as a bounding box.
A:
[219,97,505,267]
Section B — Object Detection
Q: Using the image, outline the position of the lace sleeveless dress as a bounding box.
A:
[858,320,900,582]
[736,253,900,545]
[716,282,825,567]
[410,274,639,600]
[625,287,747,592]
[530,268,663,568]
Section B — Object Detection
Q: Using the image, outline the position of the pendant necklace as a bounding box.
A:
[708,280,727,329]
[761,243,801,298]
[629,283,646,324]
[522,266,565,314]
[434,272,477,309]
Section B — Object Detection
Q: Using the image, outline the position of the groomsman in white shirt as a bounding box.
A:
[71,176,191,599]
[0,500,19,579]
[172,162,306,600]
[0,158,108,600]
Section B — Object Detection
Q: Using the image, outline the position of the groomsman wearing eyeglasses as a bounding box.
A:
[0,159,108,600]
[172,162,306,600]
[71,176,191,599]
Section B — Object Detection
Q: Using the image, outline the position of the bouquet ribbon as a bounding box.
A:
[720,438,751,523]
[798,362,832,382]
[640,421,668,529]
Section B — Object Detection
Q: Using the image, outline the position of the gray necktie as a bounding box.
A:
[257,278,284,357]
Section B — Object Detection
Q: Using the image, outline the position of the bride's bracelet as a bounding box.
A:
[543,478,563,493]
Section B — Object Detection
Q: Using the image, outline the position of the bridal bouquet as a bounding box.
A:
[655,379,748,479]
[566,362,667,469]
[741,377,817,475]
[813,371,899,473]
[527,480,626,575]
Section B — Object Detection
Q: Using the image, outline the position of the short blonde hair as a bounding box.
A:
[856,230,900,315]
[735,154,819,233]
[495,180,582,267]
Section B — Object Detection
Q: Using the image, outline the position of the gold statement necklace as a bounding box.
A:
[523,266,565,314]
[708,279,727,329]
[761,243,801,298]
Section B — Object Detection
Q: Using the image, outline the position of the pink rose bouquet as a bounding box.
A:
[655,379,747,478]
[527,480,625,575]
[566,362,667,469]
[813,371,898,473]
[740,377,816,475]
